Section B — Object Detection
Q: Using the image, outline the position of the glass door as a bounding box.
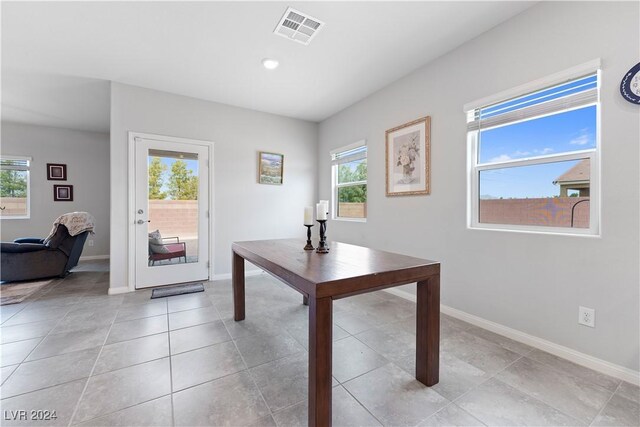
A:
[135,137,209,288]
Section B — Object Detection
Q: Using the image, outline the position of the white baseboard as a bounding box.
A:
[80,255,110,261]
[107,286,132,295]
[212,269,263,281]
[384,288,640,386]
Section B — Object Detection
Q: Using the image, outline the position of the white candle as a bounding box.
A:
[316,203,327,220]
[303,206,314,225]
[320,200,329,215]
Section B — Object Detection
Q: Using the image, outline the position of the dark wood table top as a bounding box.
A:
[232,239,440,299]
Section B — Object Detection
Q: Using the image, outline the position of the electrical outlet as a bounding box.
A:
[88,240,94,247]
[578,306,595,328]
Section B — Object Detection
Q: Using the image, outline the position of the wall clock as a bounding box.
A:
[620,62,640,104]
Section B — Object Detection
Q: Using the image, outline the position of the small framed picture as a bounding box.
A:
[47,163,67,181]
[385,116,431,196]
[53,185,73,201]
[258,152,284,185]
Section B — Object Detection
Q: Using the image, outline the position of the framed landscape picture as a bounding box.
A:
[385,116,431,196]
[47,163,67,180]
[53,185,73,201]
[258,152,284,185]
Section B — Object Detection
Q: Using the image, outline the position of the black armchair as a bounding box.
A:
[1,224,89,282]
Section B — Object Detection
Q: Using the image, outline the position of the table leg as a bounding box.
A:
[308,297,332,427]
[232,251,245,321]
[303,295,309,306]
[416,275,440,386]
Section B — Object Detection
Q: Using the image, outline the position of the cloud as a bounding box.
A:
[489,154,512,162]
[488,147,554,163]
[570,133,591,146]
[535,147,554,155]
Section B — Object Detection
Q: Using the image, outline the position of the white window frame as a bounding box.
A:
[330,140,367,222]
[466,61,601,236]
[0,155,32,220]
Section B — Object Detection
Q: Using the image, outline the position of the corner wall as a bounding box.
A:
[109,83,317,292]
[0,122,110,257]
[318,1,639,371]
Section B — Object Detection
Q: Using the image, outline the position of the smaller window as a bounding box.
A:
[0,156,31,219]
[331,142,367,220]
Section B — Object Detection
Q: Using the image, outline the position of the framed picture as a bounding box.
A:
[47,163,67,180]
[258,152,284,185]
[53,185,73,201]
[385,116,431,196]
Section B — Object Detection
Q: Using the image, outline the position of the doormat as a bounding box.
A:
[151,283,204,299]
[1,278,55,305]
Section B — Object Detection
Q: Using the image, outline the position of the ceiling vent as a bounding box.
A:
[274,7,324,45]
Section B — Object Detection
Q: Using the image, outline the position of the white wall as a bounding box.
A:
[109,83,317,292]
[0,122,110,257]
[318,2,639,371]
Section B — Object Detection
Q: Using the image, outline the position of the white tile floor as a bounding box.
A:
[0,260,638,426]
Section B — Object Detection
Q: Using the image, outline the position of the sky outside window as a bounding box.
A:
[478,106,595,199]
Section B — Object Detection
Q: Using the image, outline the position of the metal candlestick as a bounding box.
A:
[304,224,315,250]
[316,220,329,253]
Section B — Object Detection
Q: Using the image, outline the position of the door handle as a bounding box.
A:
[137,219,150,224]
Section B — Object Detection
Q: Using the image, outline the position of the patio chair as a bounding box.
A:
[148,236,187,266]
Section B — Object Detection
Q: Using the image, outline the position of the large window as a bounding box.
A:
[331,141,367,220]
[0,156,31,219]
[467,66,599,235]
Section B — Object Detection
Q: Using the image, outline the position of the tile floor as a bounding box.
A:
[0,261,638,426]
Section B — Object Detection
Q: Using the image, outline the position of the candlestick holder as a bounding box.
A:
[316,220,329,253]
[303,224,315,250]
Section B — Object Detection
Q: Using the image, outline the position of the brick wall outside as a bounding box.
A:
[0,197,27,216]
[479,197,590,228]
[338,202,366,219]
[149,200,199,238]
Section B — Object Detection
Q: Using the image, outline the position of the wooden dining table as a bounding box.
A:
[232,239,441,427]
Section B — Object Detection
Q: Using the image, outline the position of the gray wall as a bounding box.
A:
[109,83,317,292]
[318,2,639,370]
[0,122,110,257]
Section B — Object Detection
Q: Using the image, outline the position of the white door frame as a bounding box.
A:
[127,131,215,292]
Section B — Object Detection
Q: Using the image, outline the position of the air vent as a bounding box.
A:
[274,7,324,45]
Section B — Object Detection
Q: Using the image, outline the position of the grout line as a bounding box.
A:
[449,355,525,405]
[419,401,488,427]
[68,393,173,426]
[0,375,93,402]
[588,381,622,426]
[12,313,70,367]
[340,382,387,426]
[166,307,176,427]
[452,354,585,426]
[67,299,122,426]
[212,300,274,423]
[523,350,622,392]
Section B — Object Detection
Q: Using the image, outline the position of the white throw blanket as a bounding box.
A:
[44,212,95,243]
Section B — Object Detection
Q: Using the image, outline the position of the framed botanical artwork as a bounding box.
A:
[47,163,67,180]
[258,151,284,185]
[53,185,73,201]
[385,116,431,196]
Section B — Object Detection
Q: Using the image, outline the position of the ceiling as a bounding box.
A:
[1,2,535,133]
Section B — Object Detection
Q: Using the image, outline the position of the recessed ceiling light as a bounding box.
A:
[262,58,279,70]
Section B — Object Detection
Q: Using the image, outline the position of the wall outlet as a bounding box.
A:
[88,240,94,247]
[578,306,595,328]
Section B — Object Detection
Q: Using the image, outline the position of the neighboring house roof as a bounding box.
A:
[553,159,590,185]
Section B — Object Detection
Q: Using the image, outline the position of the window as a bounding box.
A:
[466,65,599,235]
[331,141,367,220]
[0,156,31,219]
